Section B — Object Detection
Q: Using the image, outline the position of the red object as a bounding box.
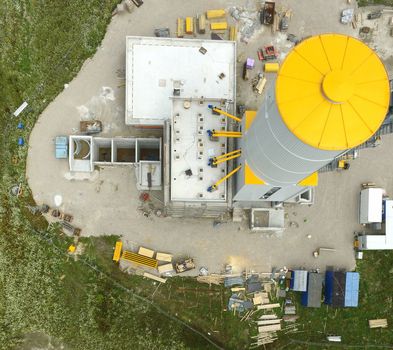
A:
[257,50,264,61]
[140,192,150,202]
[264,45,278,59]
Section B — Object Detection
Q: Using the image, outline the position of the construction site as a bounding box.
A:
[17,0,393,348]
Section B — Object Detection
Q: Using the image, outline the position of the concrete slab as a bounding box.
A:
[26,0,393,275]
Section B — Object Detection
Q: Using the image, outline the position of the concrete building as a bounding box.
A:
[119,34,390,216]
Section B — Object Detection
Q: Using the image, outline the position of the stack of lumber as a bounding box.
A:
[253,292,270,305]
[257,303,280,310]
[250,314,280,347]
[369,319,388,329]
[196,274,224,286]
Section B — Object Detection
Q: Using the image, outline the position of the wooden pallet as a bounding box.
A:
[369,319,388,328]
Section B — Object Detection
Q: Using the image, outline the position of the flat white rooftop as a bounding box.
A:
[126,36,236,125]
[170,99,229,202]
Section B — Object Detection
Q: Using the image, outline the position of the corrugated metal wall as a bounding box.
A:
[243,84,343,186]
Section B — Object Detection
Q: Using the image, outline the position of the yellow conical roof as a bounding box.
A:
[276,34,390,151]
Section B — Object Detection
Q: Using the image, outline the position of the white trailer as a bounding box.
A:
[359,188,383,224]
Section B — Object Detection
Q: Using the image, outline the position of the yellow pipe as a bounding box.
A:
[209,164,242,191]
[213,133,242,138]
[212,108,242,122]
[214,153,241,165]
[214,149,241,161]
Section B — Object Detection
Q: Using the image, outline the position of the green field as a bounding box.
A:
[358,0,393,6]
[1,0,393,349]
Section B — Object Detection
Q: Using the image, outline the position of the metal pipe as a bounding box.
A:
[214,149,241,161]
[213,153,241,165]
[208,105,242,122]
[207,164,242,192]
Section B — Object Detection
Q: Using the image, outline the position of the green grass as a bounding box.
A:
[358,0,393,6]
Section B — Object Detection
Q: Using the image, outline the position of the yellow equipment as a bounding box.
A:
[209,105,242,122]
[112,241,123,262]
[211,22,228,31]
[177,18,184,38]
[206,9,226,19]
[68,244,76,253]
[209,149,241,166]
[208,130,242,138]
[121,250,158,269]
[185,17,193,34]
[264,62,280,72]
[207,165,242,192]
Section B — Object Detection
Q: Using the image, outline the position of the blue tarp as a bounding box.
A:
[344,272,359,307]
[224,276,244,287]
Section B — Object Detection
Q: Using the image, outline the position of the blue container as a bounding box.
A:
[18,137,24,146]
[17,122,24,129]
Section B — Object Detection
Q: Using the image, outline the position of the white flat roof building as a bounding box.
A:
[126,36,236,126]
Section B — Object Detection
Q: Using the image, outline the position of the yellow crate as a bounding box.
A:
[206,9,226,19]
[185,17,193,34]
[211,22,228,31]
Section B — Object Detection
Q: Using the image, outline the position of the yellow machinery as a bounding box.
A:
[121,250,158,269]
[112,241,123,262]
[177,18,184,38]
[211,22,228,31]
[207,130,242,138]
[206,9,226,19]
[208,105,242,122]
[207,165,242,192]
[185,17,193,34]
[209,149,241,167]
[68,244,76,253]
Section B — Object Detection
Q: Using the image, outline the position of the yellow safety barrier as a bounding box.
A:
[121,250,158,269]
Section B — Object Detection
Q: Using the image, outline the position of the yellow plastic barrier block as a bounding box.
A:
[177,18,184,38]
[211,22,228,31]
[229,26,237,41]
[206,9,226,19]
[185,17,193,34]
[265,63,280,73]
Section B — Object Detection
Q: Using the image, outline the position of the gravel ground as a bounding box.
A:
[27,0,393,274]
